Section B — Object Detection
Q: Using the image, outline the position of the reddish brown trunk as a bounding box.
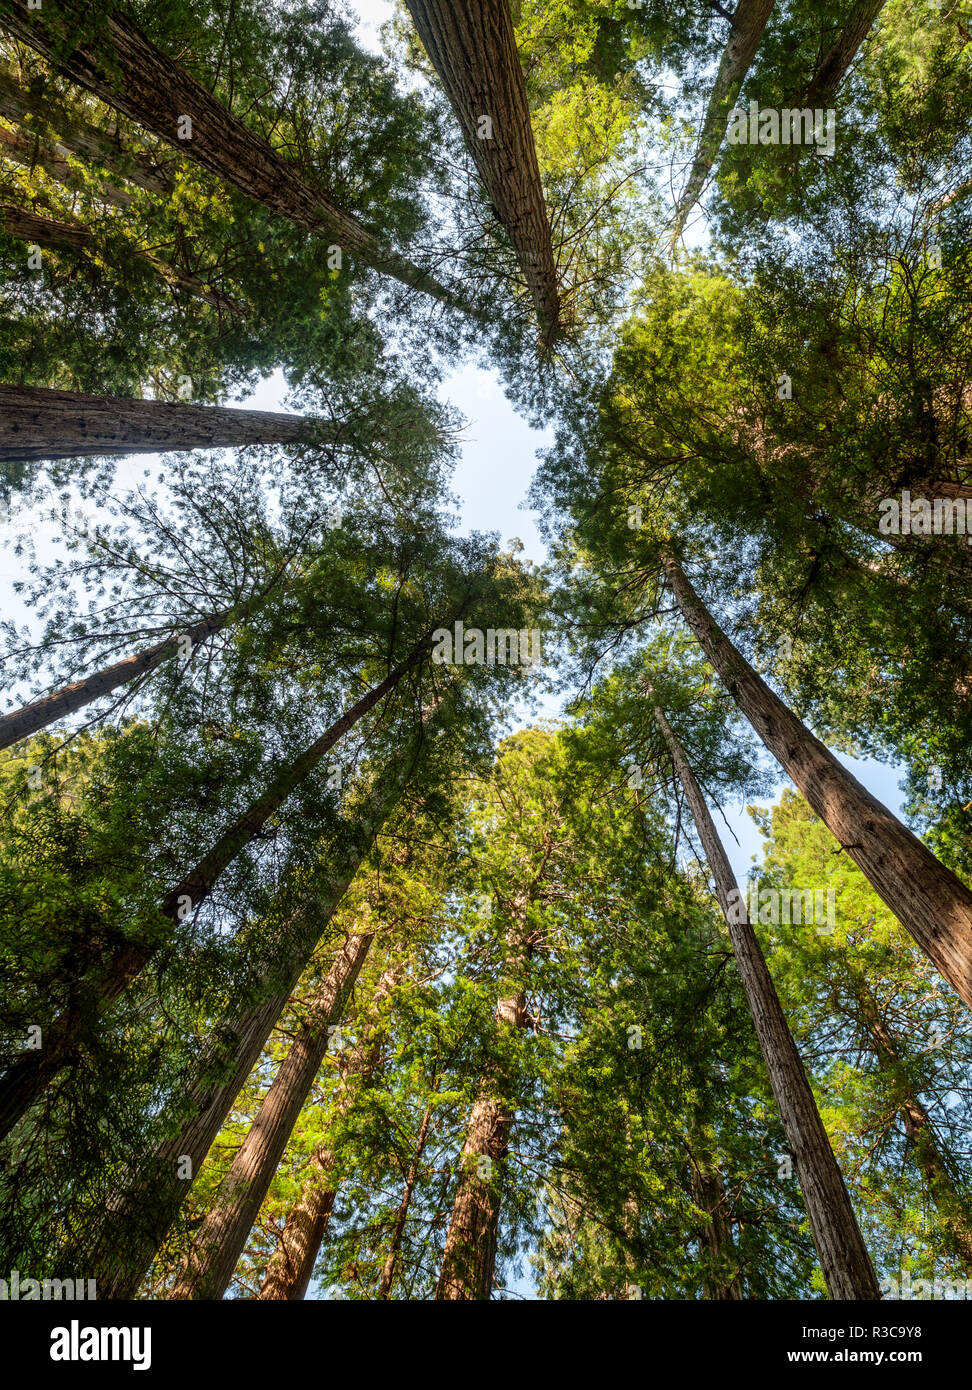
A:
[662,550,972,1011]
[0,1,462,308]
[0,383,324,464]
[403,0,561,342]
[169,932,374,1300]
[687,1144,743,1300]
[654,704,881,1299]
[802,0,888,105]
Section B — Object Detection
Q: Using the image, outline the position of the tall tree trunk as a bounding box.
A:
[169,932,374,1299]
[377,1092,436,1299]
[0,0,463,309]
[662,548,972,1012]
[802,0,888,105]
[76,718,440,1300]
[0,650,426,1142]
[0,201,238,312]
[435,891,531,1300]
[670,0,777,248]
[0,66,171,193]
[653,704,881,1299]
[403,0,561,344]
[0,383,328,464]
[257,961,404,1300]
[686,1140,743,1300]
[0,120,132,207]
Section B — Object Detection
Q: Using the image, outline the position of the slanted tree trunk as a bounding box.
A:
[435,891,531,1300]
[670,0,777,248]
[662,549,972,1012]
[403,0,561,343]
[653,704,881,1299]
[802,0,888,105]
[0,120,132,207]
[169,932,374,1299]
[0,67,171,193]
[0,383,329,464]
[257,961,404,1300]
[377,1092,437,1298]
[0,202,238,312]
[686,1140,743,1300]
[0,649,426,1142]
[0,0,463,309]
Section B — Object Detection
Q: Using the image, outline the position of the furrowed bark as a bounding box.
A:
[169,931,374,1300]
[662,549,972,1012]
[0,651,425,1142]
[0,66,171,193]
[687,1144,743,1300]
[0,201,238,312]
[0,0,464,309]
[670,0,777,248]
[257,961,404,1300]
[653,703,881,1299]
[403,0,561,343]
[0,382,327,464]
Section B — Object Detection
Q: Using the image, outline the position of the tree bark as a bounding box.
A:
[257,961,404,1300]
[653,704,881,1299]
[0,201,238,312]
[0,66,171,193]
[661,549,972,1012]
[0,382,328,464]
[169,931,374,1299]
[670,0,777,248]
[403,0,561,343]
[802,0,888,105]
[686,1142,743,1299]
[0,649,425,1143]
[0,0,463,309]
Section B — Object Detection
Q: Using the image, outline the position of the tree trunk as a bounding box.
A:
[0,1,463,309]
[662,549,972,1012]
[403,0,561,343]
[435,892,531,1300]
[670,0,777,247]
[653,704,881,1299]
[0,120,132,207]
[377,1093,436,1298]
[0,66,171,193]
[802,0,888,105]
[0,649,425,1143]
[686,1143,743,1300]
[0,605,236,752]
[0,201,238,312]
[257,961,404,1300]
[169,931,374,1299]
[0,383,327,464]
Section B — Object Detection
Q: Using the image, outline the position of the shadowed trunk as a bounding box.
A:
[662,549,972,1012]
[377,1093,436,1299]
[0,0,463,309]
[0,383,330,464]
[653,704,881,1300]
[802,0,888,105]
[0,202,239,312]
[686,1142,743,1300]
[0,66,171,193]
[403,0,560,343]
[169,932,374,1299]
[0,120,132,207]
[670,0,777,248]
